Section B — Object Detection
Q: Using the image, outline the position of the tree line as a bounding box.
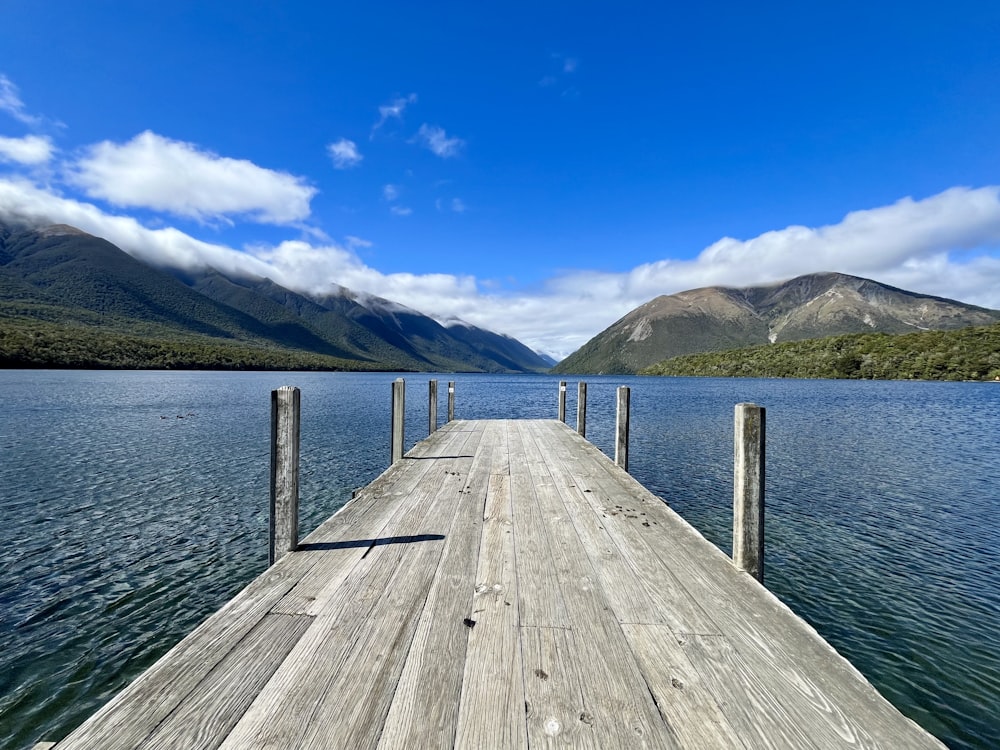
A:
[640,322,1000,381]
[0,318,382,372]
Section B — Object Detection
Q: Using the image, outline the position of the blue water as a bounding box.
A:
[1,371,998,749]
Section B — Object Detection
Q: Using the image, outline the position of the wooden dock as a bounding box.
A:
[48,418,944,749]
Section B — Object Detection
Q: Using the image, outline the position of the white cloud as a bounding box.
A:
[563,57,579,73]
[67,130,316,224]
[0,134,53,164]
[327,138,362,169]
[390,205,412,216]
[414,124,465,158]
[1,177,998,360]
[382,184,399,201]
[345,235,372,250]
[451,198,466,213]
[372,93,417,136]
[0,75,41,126]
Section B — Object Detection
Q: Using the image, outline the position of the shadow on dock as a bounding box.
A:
[297,534,446,553]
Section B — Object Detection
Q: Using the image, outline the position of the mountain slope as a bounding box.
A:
[0,223,293,344]
[553,272,1000,374]
[0,220,550,372]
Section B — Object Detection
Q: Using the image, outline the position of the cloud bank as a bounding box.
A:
[2,171,998,359]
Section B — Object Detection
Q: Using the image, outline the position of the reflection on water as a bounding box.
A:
[1,371,997,749]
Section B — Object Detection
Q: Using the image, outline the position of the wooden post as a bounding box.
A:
[615,385,630,471]
[391,378,405,464]
[577,381,587,437]
[733,402,765,583]
[558,380,567,422]
[447,381,455,422]
[270,386,300,565]
[428,379,438,434]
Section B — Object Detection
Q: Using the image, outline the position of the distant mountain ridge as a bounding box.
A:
[0,219,551,372]
[553,272,1000,374]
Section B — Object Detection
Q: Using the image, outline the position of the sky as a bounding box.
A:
[1,1,999,359]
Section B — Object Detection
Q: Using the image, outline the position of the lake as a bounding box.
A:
[1,370,998,749]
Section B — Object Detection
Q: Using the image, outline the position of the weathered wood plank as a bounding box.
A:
[516,422,678,749]
[521,626,599,748]
[534,423,672,627]
[536,420,721,636]
[272,422,474,616]
[295,460,477,750]
[218,428,481,750]
[542,422,945,748]
[454,465,528,750]
[620,625,747,749]
[509,423,570,628]
[136,614,313,750]
[376,423,496,748]
[675,632,824,750]
[54,564,304,750]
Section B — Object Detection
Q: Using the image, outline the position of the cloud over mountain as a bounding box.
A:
[3,174,999,359]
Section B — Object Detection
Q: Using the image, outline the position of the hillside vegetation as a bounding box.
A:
[639,322,1000,381]
[0,317,377,371]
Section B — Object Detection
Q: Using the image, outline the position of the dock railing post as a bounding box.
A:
[428,379,438,434]
[733,402,765,583]
[447,381,455,422]
[615,385,630,471]
[577,381,587,437]
[270,386,300,565]
[391,378,405,464]
[558,380,567,422]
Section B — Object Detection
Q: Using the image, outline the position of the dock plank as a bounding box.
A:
[509,423,570,629]
[54,563,305,750]
[521,625,599,748]
[515,422,679,749]
[454,464,528,750]
[544,422,942,749]
[376,421,495,748]
[218,425,481,750]
[52,418,945,750]
[136,613,312,750]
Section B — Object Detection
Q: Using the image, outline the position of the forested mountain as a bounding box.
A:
[553,272,1000,374]
[0,220,550,372]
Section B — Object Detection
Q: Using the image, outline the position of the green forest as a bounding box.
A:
[640,322,1000,381]
[0,317,380,371]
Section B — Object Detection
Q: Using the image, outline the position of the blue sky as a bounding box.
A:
[1,1,999,357]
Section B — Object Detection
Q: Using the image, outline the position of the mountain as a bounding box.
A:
[173,267,552,372]
[0,220,550,372]
[552,272,1000,374]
